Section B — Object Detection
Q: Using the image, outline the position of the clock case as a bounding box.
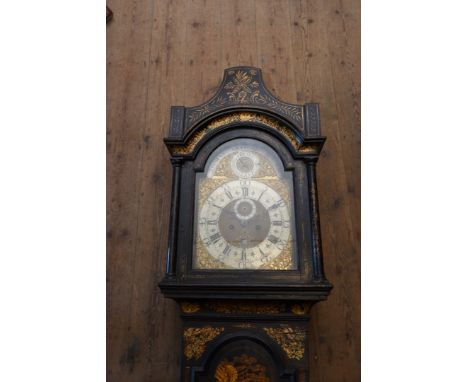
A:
[160,67,331,300]
[159,67,332,381]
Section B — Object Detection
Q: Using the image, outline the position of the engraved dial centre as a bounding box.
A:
[219,198,270,249]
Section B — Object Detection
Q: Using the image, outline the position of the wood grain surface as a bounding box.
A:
[107,1,360,381]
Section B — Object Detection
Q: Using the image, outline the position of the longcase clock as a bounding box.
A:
[159,67,332,382]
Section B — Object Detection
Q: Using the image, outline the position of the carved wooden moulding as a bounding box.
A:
[160,66,332,382]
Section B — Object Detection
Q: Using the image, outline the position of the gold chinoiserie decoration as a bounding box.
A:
[215,354,271,382]
[184,326,224,360]
[187,69,303,125]
[180,302,200,313]
[290,303,311,315]
[224,70,261,104]
[263,326,306,360]
[215,363,238,382]
[171,112,316,155]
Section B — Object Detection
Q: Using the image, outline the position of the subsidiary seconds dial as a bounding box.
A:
[198,180,291,269]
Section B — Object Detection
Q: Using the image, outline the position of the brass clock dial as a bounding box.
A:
[193,138,297,270]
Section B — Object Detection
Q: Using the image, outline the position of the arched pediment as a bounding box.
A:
[165,66,322,155]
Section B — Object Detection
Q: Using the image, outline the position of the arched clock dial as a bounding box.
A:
[193,138,298,270]
[198,180,291,269]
